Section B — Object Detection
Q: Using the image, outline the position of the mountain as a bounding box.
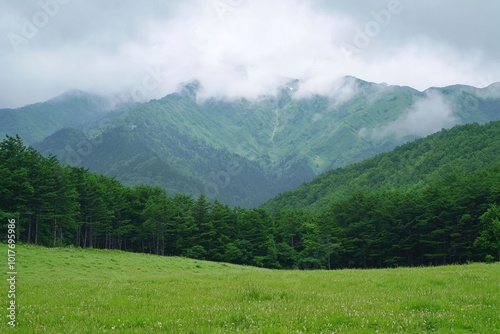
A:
[16,77,500,206]
[35,125,280,208]
[0,90,134,145]
[262,121,500,212]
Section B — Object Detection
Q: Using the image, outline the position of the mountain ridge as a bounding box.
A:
[0,90,135,145]
[2,76,498,206]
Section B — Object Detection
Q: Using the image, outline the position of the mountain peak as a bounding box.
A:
[179,80,202,99]
[51,89,91,101]
[482,82,500,98]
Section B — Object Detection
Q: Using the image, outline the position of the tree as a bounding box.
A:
[170,194,196,256]
[49,163,79,247]
[474,204,500,261]
[141,189,171,255]
[194,194,215,255]
[0,136,34,238]
[207,200,234,261]
[297,222,323,269]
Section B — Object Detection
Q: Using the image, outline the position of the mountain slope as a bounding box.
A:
[29,77,500,206]
[0,90,134,145]
[168,77,421,174]
[262,121,500,212]
[34,124,287,207]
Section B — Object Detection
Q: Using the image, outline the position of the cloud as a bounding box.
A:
[0,0,499,108]
[365,90,457,139]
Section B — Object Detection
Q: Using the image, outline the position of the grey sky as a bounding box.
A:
[1,0,499,108]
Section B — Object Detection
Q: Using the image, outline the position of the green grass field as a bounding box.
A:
[2,244,499,333]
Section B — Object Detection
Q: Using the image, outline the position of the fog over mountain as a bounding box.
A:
[367,90,456,139]
[1,0,499,108]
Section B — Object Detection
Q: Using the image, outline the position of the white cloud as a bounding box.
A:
[366,90,457,139]
[0,0,499,108]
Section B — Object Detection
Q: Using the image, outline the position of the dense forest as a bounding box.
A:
[1,129,499,269]
[263,121,500,212]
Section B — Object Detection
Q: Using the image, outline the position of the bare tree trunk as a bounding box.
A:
[76,225,81,247]
[35,215,39,245]
[27,215,32,243]
[53,219,57,247]
[83,224,88,248]
[89,221,93,248]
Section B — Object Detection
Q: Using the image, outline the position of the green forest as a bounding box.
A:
[1,122,499,269]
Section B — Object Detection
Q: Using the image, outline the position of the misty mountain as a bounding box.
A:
[0,90,136,145]
[12,76,500,206]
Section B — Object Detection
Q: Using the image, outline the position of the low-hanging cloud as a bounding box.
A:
[0,0,499,108]
[364,90,457,140]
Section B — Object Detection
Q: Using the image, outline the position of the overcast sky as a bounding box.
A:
[1,0,499,108]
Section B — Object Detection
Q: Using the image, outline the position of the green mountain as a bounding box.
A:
[21,77,500,206]
[262,121,500,212]
[35,125,281,208]
[0,90,134,145]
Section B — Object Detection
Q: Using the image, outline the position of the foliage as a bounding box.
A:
[1,126,499,269]
[474,204,500,260]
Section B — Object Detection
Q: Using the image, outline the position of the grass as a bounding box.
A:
[2,244,499,333]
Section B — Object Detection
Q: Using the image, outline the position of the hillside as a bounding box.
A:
[2,244,499,333]
[13,77,500,206]
[33,121,283,208]
[0,90,134,145]
[262,121,500,212]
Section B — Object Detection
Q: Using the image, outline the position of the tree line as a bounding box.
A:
[1,135,499,269]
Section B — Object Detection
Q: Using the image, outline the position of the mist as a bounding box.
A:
[366,90,457,139]
[1,0,499,108]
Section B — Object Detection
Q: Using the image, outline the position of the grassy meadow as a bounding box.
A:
[2,244,499,333]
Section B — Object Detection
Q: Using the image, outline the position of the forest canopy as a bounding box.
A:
[1,123,499,269]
